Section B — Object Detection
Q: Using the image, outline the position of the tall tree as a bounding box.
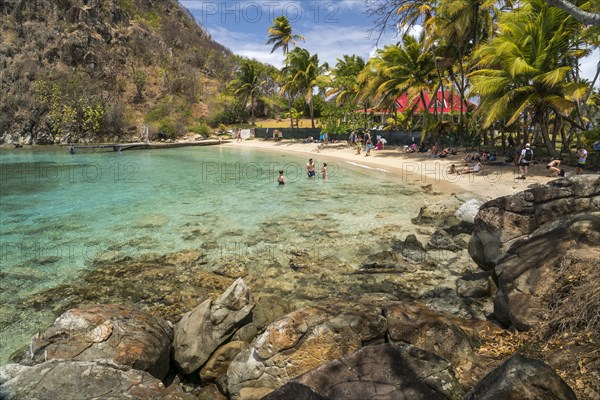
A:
[281,48,327,128]
[266,15,305,55]
[229,59,265,125]
[368,35,437,137]
[470,0,588,156]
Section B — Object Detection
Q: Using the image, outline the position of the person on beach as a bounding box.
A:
[321,163,328,179]
[365,138,373,156]
[459,161,482,175]
[547,159,561,177]
[448,164,457,174]
[306,158,316,177]
[355,138,362,155]
[517,143,533,179]
[236,129,242,142]
[576,146,588,175]
[278,170,286,185]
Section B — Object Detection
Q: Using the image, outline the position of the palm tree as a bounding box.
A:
[229,59,265,125]
[470,0,587,156]
[368,35,437,139]
[266,15,305,55]
[281,48,328,128]
[327,55,366,106]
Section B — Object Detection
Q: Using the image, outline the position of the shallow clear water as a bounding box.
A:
[0,145,424,362]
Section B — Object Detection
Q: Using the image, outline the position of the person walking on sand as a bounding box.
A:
[517,143,533,179]
[236,129,242,142]
[321,163,328,179]
[576,146,588,175]
[306,158,316,178]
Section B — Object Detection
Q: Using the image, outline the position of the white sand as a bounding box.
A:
[222,140,568,201]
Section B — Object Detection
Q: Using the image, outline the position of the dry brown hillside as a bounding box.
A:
[0,0,237,144]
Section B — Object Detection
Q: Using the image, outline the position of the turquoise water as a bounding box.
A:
[0,145,424,362]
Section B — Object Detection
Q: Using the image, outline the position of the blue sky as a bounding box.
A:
[180,0,598,83]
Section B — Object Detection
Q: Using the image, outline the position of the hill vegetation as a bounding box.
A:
[0,0,237,144]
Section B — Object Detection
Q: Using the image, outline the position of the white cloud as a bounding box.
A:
[580,49,599,85]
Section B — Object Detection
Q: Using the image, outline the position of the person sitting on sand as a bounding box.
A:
[459,161,482,174]
[547,159,561,177]
[306,158,316,177]
[448,164,457,174]
[278,170,286,185]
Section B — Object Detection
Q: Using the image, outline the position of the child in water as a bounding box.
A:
[278,170,286,185]
[322,163,327,179]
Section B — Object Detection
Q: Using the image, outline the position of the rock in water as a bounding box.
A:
[263,343,464,400]
[173,278,254,374]
[465,354,577,400]
[12,304,173,380]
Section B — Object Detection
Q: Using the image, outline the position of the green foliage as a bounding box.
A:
[208,108,244,127]
[34,78,107,140]
[158,119,178,138]
[188,123,211,136]
[320,103,364,134]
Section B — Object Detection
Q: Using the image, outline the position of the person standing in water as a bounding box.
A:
[278,170,286,185]
[306,158,316,177]
[321,163,328,179]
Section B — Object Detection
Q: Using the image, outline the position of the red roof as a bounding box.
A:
[357,91,474,114]
[396,91,473,114]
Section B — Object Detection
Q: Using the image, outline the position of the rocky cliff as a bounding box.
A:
[0,0,236,144]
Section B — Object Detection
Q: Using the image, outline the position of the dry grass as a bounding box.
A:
[254,118,320,128]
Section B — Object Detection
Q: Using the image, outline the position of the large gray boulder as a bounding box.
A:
[173,278,254,374]
[493,212,600,329]
[262,343,464,400]
[0,360,172,400]
[227,298,388,399]
[469,175,600,270]
[465,354,577,400]
[11,304,173,379]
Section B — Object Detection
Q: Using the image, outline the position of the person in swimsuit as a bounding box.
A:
[547,159,561,177]
[322,163,327,179]
[278,170,286,185]
[306,158,316,177]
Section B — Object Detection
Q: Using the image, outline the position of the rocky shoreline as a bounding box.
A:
[1,175,598,399]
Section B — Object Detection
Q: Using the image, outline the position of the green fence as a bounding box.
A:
[254,128,422,146]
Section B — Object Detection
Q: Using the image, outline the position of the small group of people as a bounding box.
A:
[276,158,328,185]
[518,143,588,179]
[306,158,327,179]
[464,149,496,163]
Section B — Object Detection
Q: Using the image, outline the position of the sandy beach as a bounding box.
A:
[223,139,571,201]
